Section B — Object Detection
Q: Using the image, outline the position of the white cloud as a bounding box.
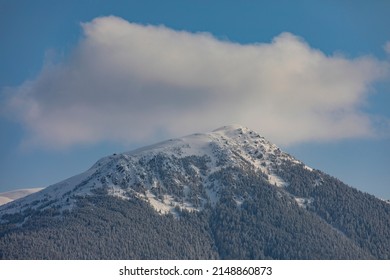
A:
[4,16,389,148]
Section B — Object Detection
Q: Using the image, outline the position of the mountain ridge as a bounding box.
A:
[0,188,44,206]
[1,125,389,259]
[0,125,300,215]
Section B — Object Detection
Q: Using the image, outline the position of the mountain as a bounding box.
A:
[0,188,44,206]
[0,125,389,259]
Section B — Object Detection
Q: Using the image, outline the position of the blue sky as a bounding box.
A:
[1,0,389,198]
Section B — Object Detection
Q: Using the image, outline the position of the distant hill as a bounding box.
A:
[0,125,389,259]
[0,188,44,206]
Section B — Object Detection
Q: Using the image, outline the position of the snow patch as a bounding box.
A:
[268,174,288,188]
[145,191,173,215]
[314,178,323,187]
[234,196,245,207]
[107,186,129,200]
[142,190,199,216]
[294,197,314,209]
[304,165,313,171]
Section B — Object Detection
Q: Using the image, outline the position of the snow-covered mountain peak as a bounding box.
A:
[212,124,266,142]
[212,124,249,133]
[0,125,313,219]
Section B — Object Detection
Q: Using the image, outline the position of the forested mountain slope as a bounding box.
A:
[1,125,388,259]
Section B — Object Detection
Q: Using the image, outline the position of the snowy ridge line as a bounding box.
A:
[0,188,44,206]
[0,125,315,217]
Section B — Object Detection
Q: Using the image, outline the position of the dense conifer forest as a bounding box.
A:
[1,126,389,259]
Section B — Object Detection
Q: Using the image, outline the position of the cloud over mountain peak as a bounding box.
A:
[4,16,389,149]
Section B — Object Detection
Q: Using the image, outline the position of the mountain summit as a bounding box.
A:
[0,125,298,216]
[1,125,389,259]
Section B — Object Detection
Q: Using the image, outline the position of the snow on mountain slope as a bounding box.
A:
[0,197,12,206]
[0,188,44,206]
[0,125,316,217]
